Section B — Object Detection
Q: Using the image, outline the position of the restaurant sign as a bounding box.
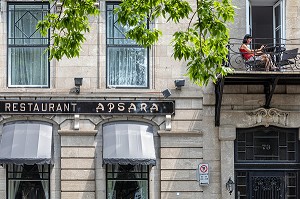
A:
[0,101,175,115]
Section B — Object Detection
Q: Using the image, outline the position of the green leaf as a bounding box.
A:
[38,0,100,60]
[38,0,236,86]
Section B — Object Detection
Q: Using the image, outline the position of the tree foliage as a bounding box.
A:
[37,0,99,60]
[116,0,235,86]
[38,0,235,86]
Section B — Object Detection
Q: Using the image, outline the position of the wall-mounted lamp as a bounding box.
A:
[55,2,63,13]
[74,78,83,94]
[174,79,185,90]
[161,89,171,98]
[226,177,235,195]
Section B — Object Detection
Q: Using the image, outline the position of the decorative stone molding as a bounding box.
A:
[58,130,98,136]
[158,130,203,136]
[246,108,289,127]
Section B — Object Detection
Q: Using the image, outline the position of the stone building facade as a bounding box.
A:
[0,0,299,199]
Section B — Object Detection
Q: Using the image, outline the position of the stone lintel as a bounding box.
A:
[58,130,97,136]
[158,130,203,136]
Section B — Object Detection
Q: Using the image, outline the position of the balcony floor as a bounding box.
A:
[224,71,300,85]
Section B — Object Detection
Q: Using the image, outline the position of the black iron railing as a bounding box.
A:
[227,38,300,72]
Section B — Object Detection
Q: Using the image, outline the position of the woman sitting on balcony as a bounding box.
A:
[240,34,277,71]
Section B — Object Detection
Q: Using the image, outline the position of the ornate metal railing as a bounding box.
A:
[227,38,300,72]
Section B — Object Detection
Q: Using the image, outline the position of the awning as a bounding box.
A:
[103,122,156,165]
[0,121,53,165]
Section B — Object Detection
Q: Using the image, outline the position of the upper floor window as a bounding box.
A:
[8,3,49,87]
[106,3,149,88]
[246,0,286,47]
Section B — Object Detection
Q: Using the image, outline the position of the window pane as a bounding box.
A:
[107,165,149,199]
[8,3,49,87]
[107,180,148,199]
[9,47,48,86]
[107,47,148,87]
[106,3,148,88]
[106,4,136,45]
[8,4,48,45]
[7,164,50,199]
[236,127,298,162]
[274,5,281,30]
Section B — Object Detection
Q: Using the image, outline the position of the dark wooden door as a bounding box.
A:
[235,126,300,199]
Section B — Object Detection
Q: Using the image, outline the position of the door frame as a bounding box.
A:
[246,0,286,41]
[246,0,252,35]
[273,0,286,44]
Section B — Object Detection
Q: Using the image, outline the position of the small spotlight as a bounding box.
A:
[74,78,83,94]
[162,89,171,98]
[74,78,83,87]
[174,79,185,90]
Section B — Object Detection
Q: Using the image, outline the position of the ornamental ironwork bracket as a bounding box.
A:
[264,77,279,108]
[215,77,225,126]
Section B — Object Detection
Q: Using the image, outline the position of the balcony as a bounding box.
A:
[227,38,300,72]
[215,38,300,126]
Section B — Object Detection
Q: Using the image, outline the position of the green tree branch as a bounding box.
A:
[37,0,99,60]
[116,0,236,86]
[38,0,235,86]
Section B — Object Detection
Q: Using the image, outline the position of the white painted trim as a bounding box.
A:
[273,0,286,44]
[246,0,252,35]
[282,0,286,40]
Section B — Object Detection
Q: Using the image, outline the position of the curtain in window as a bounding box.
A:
[134,165,147,199]
[107,164,119,199]
[38,165,49,199]
[9,48,48,86]
[8,4,48,87]
[8,165,23,199]
[107,165,148,199]
[7,164,49,199]
[107,47,147,87]
[106,3,148,88]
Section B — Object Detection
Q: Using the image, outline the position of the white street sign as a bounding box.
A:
[197,163,209,185]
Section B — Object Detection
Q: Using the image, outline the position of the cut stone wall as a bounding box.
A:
[159,130,203,199]
[60,132,96,199]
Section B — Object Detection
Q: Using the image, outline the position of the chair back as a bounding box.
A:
[282,48,298,60]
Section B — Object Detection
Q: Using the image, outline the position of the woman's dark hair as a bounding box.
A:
[242,34,252,44]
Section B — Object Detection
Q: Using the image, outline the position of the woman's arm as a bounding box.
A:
[241,44,264,55]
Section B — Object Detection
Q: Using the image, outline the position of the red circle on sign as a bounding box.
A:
[200,165,208,173]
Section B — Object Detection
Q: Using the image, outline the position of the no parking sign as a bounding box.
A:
[197,163,209,185]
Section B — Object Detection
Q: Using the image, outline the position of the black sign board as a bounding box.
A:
[0,101,175,115]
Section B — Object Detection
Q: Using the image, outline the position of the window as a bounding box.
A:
[106,3,148,88]
[246,0,286,46]
[7,164,50,199]
[106,164,149,199]
[8,3,49,87]
[235,126,298,162]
